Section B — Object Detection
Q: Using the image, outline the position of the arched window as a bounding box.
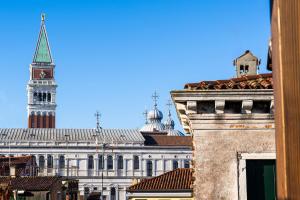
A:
[47,93,51,102]
[107,155,113,170]
[146,160,153,177]
[88,155,94,169]
[33,92,37,101]
[43,93,46,102]
[49,113,52,128]
[245,65,249,73]
[37,113,40,128]
[117,156,123,169]
[98,155,104,169]
[184,160,190,168]
[240,65,245,74]
[42,114,46,127]
[59,155,65,169]
[173,160,179,170]
[110,188,116,200]
[31,114,35,128]
[133,156,139,170]
[39,155,45,169]
[38,93,42,101]
[47,155,53,168]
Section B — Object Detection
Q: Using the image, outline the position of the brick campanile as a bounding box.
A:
[27,14,57,128]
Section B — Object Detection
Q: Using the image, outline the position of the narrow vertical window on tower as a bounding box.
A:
[43,114,46,128]
[31,113,35,128]
[37,113,40,128]
[33,92,37,102]
[47,93,51,102]
[42,93,46,102]
[240,65,244,74]
[49,113,52,128]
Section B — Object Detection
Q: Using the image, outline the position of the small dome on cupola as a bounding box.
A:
[140,92,165,132]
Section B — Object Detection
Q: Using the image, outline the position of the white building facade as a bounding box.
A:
[0,129,192,200]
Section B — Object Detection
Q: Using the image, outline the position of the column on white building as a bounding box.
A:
[94,155,98,176]
[124,159,127,176]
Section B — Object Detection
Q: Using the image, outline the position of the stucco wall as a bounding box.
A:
[193,129,275,200]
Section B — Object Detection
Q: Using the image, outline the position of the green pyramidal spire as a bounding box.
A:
[33,14,53,63]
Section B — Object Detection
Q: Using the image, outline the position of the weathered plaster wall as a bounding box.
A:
[192,129,275,200]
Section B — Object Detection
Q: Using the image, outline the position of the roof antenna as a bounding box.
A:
[95,111,102,130]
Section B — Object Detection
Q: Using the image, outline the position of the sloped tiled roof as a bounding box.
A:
[0,128,145,144]
[184,73,273,90]
[127,168,193,192]
[0,156,34,167]
[144,135,192,147]
[0,177,61,191]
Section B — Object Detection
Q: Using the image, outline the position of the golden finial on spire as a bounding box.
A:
[41,13,46,23]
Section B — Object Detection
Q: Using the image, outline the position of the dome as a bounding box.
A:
[140,122,165,132]
[164,118,175,129]
[147,108,163,122]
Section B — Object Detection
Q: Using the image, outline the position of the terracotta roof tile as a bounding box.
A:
[0,177,61,191]
[127,168,193,192]
[144,135,192,147]
[0,156,34,167]
[185,73,273,90]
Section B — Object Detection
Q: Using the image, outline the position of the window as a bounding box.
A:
[43,93,46,102]
[59,155,65,169]
[107,155,113,170]
[110,188,116,200]
[31,114,35,128]
[43,115,46,127]
[197,101,215,114]
[98,155,104,169]
[184,160,190,168]
[33,92,37,101]
[133,156,139,170]
[37,113,40,128]
[39,155,45,169]
[88,155,94,169]
[240,65,245,74]
[47,93,51,102]
[47,155,53,168]
[245,65,249,73]
[252,101,271,113]
[38,93,42,101]
[146,160,153,177]
[49,114,52,128]
[224,101,242,114]
[173,160,179,170]
[117,156,123,169]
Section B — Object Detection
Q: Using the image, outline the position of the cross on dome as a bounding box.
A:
[166,99,172,117]
[152,91,159,107]
[143,110,148,124]
[94,111,102,130]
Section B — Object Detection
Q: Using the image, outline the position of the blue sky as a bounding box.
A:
[0,0,270,130]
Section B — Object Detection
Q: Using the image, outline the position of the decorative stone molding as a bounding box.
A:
[215,100,225,114]
[242,100,253,114]
[186,101,197,115]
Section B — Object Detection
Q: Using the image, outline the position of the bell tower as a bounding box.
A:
[233,50,261,78]
[27,14,57,128]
